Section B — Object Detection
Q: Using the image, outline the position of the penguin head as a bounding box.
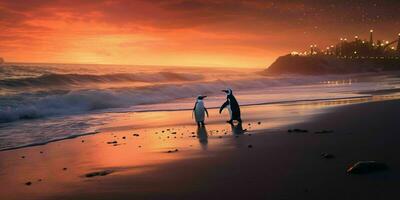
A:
[222,88,232,95]
[197,95,207,100]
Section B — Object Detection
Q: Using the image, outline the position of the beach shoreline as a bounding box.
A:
[1,98,400,199]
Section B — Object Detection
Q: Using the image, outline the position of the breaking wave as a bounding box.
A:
[0,75,327,123]
[0,72,203,88]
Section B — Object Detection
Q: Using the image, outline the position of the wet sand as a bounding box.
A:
[1,98,400,200]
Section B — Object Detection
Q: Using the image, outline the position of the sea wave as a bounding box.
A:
[0,75,329,123]
[0,71,204,88]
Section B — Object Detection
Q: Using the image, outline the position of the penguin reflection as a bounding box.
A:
[230,122,244,135]
[196,126,208,150]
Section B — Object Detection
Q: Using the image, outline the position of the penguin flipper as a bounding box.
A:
[192,102,197,119]
[219,100,229,114]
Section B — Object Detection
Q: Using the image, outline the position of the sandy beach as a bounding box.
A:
[1,96,400,200]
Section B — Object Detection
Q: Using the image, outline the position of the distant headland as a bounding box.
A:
[266,30,400,75]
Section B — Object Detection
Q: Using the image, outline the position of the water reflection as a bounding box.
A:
[196,126,208,150]
[230,122,244,135]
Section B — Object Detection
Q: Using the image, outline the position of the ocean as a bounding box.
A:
[0,63,399,150]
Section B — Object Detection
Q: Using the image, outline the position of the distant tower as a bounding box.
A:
[369,29,374,45]
[397,33,400,54]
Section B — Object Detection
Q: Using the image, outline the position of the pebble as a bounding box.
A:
[25,182,32,186]
[347,161,388,174]
[321,153,335,159]
[85,170,113,178]
[248,144,253,148]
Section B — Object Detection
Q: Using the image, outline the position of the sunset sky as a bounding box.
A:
[1,0,400,67]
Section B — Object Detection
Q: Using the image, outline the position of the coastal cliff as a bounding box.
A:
[265,55,400,75]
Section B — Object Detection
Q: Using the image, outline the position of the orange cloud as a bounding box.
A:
[1,0,399,67]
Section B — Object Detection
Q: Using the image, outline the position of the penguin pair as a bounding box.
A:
[193,89,242,126]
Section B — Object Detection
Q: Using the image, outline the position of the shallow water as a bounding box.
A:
[1,63,400,150]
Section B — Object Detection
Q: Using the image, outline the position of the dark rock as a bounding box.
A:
[81,140,85,143]
[63,167,67,171]
[315,130,334,134]
[133,134,140,137]
[40,151,43,154]
[107,141,117,144]
[25,181,32,186]
[122,136,126,139]
[85,170,113,178]
[288,129,308,133]
[347,161,388,174]
[321,153,335,159]
[168,149,178,153]
[21,156,25,159]
[248,144,253,148]
[218,136,222,138]
[257,121,261,125]
[171,132,177,134]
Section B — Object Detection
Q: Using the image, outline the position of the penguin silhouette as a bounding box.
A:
[219,89,242,124]
[193,95,209,126]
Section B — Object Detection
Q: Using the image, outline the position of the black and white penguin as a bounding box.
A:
[219,89,242,124]
[193,95,209,126]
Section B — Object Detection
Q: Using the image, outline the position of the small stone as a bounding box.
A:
[248,144,253,148]
[63,167,67,171]
[85,170,113,178]
[257,121,261,125]
[347,161,388,174]
[133,134,140,137]
[25,182,32,186]
[138,145,142,148]
[171,132,177,134]
[122,136,126,139]
[321,153,335,159]
[107,141,117,144]
[40,151,43,154]
[81,140,85,143]
[219,136,222,138]
[21,156,25,159]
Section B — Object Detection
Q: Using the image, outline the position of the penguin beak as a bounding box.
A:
[221,90,228,93]
[202,96,207,98]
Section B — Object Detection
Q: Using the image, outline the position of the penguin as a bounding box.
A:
[193,95,209,126]
[219,88,242,124]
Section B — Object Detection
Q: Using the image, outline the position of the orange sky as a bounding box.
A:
[1,0,400,68]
